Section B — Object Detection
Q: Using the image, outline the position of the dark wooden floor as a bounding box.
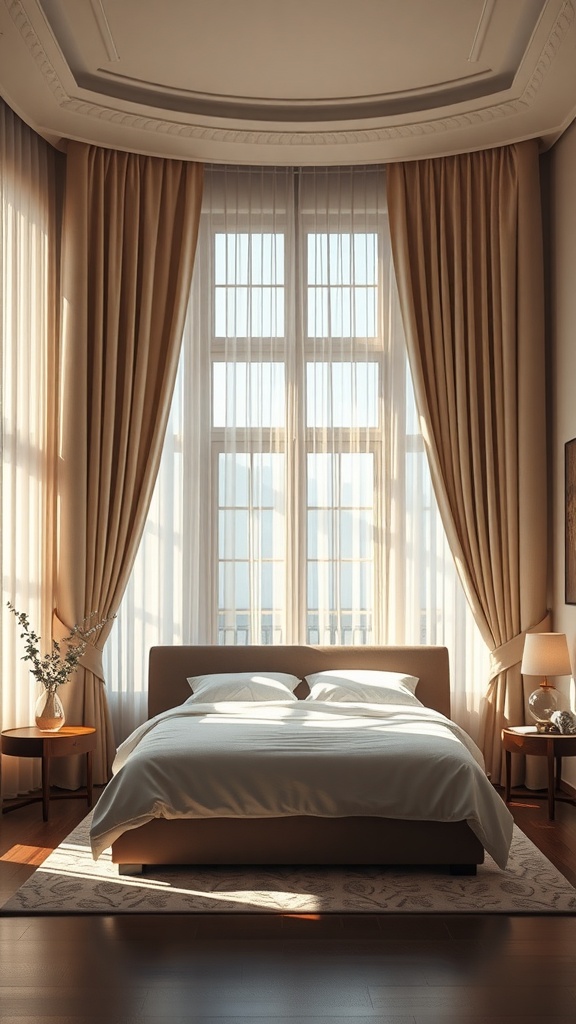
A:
[1,784,576,1023]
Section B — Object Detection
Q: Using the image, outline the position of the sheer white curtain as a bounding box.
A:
[104,165,488,743]
[1,102,61,797]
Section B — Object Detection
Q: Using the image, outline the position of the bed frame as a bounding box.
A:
[111,645,485,874]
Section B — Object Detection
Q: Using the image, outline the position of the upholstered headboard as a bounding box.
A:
[148,645,451,719]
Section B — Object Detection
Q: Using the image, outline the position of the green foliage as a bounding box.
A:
[7,602,114,692]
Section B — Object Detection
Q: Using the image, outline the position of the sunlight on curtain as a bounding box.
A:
[104,165,488,743]
[1,102,59,796]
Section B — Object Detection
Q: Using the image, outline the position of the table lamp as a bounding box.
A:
[520,632,572,732]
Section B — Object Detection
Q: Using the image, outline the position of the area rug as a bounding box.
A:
[2,813,576,915]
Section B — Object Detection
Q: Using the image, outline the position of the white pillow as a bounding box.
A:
[304,669,421,705]
[186,672,300,702]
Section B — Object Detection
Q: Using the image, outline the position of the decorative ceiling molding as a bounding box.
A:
[88,0,119,63]
[2,0,576,162]
[468,0,497,63]
[522,0,574,106]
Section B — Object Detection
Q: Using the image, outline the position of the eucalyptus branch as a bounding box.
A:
[7,603,115,692]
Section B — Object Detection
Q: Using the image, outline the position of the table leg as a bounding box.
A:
[86,749,93,807]
[504,749,511,802]
[41,753,50,822]
[556,755,562,794]
[547,740,555,820]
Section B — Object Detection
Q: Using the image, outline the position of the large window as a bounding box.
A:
[105,166,487,741]
[207,170,406,647]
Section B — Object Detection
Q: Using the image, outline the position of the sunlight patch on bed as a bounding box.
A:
[295,715,463,743]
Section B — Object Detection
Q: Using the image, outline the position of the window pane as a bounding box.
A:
[306,452,374,640]
[215,286,284,337]
[307,453,334,507]
[261,560,285,608]
[215,285,248,336]
[252,286,284,336]
[307,561,335,610]
[219,453,250,506]
[307,509,333,559]
[352,233,378,285]
[339,509,372,558]
[340,453,373,506]
[254,510,274,559]
[252,233,285,285]
[213,363,286,427]
[219,613,250,646]
[307,233,377,285]
[307,286,376,337]
[215,233,285,336]
[219,509,248,559]
[340,562,372,611]
[306,363,378,428]
[307,233,377,337]
[252,453,285,509]
[215,233,284,285]
[219,561,249,609]
[218,452,286,645]
[215,233,248,284]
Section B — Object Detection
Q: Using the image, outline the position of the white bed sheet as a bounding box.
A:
[89,700,514,868]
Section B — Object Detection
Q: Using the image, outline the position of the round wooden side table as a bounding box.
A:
[501,725,576,820]
[1,725,97,822]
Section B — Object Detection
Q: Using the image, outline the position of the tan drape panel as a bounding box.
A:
[55,144,203,786]
[387,142,547,784]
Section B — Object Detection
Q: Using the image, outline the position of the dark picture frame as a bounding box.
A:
[565,438,576,604]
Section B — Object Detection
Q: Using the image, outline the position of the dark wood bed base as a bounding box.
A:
[111,645,485,874]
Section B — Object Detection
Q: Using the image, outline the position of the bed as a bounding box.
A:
[90,645,513,875]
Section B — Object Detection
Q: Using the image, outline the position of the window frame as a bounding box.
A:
[203,186,414,645]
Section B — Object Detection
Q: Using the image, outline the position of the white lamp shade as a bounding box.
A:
[521,633,572,677]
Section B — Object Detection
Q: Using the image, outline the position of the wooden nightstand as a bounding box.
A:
[1,725,97,822]
[501,725,576,820]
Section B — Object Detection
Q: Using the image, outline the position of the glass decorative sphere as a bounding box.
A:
[528,683,568,730]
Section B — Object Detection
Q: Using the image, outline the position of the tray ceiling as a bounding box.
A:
[1,0,575,164]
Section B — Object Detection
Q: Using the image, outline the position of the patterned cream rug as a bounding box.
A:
[2,813,575,915]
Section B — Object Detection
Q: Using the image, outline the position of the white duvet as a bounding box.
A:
[90,700,514,868]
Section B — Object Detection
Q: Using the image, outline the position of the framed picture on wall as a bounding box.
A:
[566,438,576,604]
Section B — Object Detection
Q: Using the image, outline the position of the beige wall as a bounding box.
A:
[547,119,576,787]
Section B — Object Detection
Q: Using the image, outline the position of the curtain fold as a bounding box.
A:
[387,141,547,784]
[55,144,203,785]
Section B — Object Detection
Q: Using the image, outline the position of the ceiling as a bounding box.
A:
[1,0,575,165]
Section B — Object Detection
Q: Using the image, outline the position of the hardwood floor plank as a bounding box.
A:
[0,1019,417,1024]
[0,988,148,1017]
[413,1018,576,1024]
[369,984,576,1015]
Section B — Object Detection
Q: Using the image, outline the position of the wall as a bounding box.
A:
[546,118,576,788]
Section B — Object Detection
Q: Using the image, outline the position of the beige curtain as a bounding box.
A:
[55,143,203,786]
[387,141,547,784]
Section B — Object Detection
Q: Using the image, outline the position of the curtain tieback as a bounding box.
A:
[488,612,551,679]
[52,612,105,682]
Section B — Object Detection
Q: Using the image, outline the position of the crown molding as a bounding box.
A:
[3,0,575,161]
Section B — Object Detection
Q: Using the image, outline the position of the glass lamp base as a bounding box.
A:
[528,683,568,732]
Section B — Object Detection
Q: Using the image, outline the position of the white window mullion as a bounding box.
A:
[285,170,305,644]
